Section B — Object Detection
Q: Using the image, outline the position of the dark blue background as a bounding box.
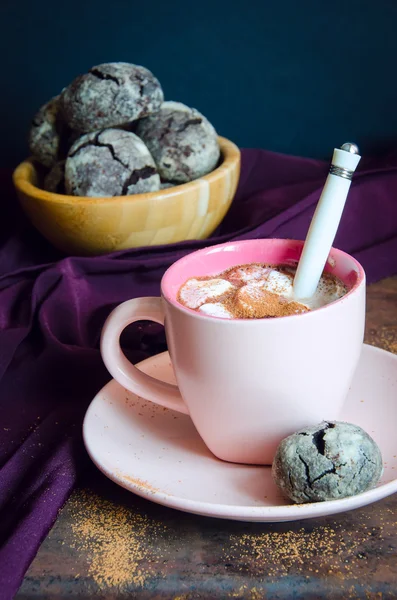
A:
[2,0,397,167]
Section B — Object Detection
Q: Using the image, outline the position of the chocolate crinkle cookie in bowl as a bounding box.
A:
[44,160,66,194]
[28,95,66,169]
[136,101,221,183]
[65,129,160,197]
[14,61,240,255]
[59,62,164,133]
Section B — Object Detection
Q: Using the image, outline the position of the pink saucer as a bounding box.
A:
[83,344,397,522]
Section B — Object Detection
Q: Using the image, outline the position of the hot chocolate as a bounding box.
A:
[177,263,347,319]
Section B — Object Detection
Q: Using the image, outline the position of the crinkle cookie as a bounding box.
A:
[136,101,220,183]
[65,129,160,197]
[44,160,66,194]
[28,96,65,168]
[60,62,164,133]
[272,421,383,504]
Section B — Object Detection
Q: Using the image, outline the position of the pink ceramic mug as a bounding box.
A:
[100,239,365,465]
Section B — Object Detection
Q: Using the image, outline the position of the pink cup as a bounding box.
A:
[100,239,365,465]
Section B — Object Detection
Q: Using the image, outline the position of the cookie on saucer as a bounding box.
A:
[272,421,383,503]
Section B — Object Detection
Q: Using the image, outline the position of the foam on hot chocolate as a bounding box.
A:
[177,263,347,319]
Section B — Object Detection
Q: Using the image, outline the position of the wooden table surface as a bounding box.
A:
[16,277,397,600]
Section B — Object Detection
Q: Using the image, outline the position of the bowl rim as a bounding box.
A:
[13,136,240,206]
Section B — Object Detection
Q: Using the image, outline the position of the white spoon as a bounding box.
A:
[293,142,361,301]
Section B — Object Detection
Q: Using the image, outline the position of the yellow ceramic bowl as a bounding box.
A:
[13,136,240,256]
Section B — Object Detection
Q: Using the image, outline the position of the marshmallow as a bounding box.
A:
[226,264,271,285]
[198,303,233,319]
[236,280,309,318]
[236,282,272,316]
[178,278,234,309]
[260,270,294,298]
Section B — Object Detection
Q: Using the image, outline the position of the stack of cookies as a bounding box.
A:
[29,63,220,197]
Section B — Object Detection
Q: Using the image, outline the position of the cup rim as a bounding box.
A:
[161,238,366,323]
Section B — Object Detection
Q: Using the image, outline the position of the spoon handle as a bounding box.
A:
[293,143,361,301]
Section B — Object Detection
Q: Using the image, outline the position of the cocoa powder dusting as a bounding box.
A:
[367,325,397,354]
[115,472,162,495]
[51,488,397,597]
[226,288,309,319]
[69,490,167,590]
[224,506,397,595]
[178,263,311,319]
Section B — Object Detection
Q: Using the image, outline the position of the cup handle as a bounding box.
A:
[100,297,189,415]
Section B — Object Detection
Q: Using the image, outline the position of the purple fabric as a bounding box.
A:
[1,148,397,598]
